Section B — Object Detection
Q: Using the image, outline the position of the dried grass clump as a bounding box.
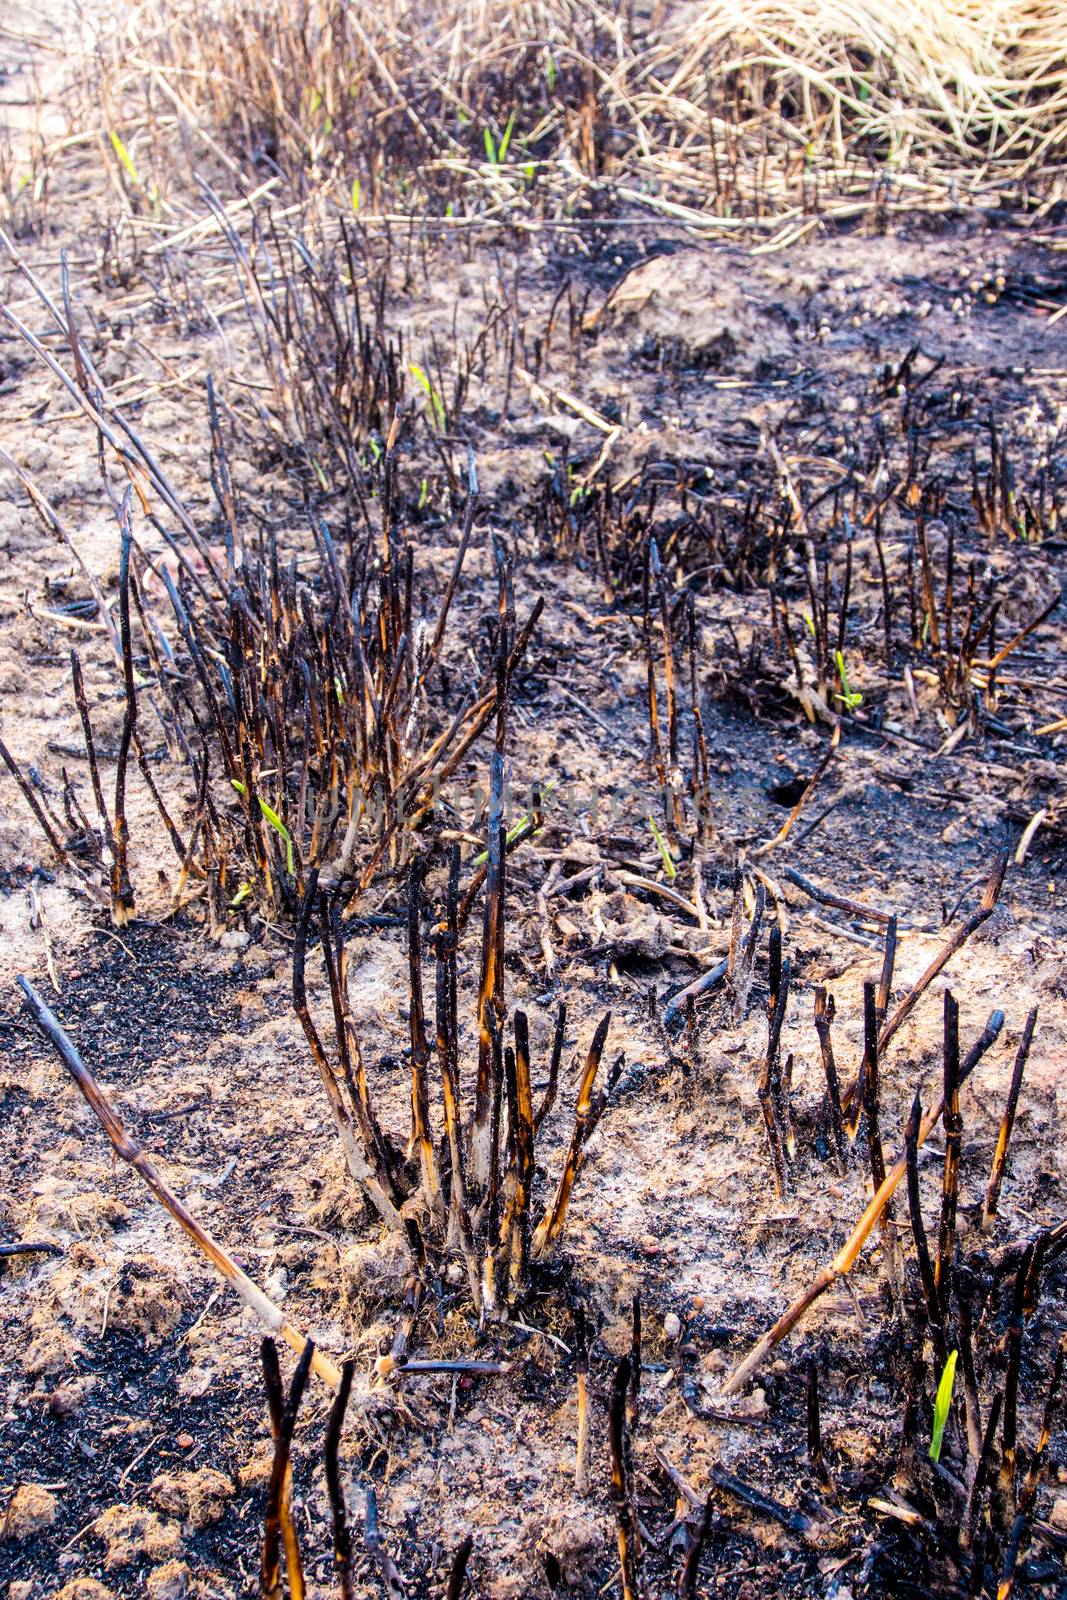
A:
[78,0,1067,226]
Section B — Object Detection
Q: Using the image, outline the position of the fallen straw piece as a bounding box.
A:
[17,975,341,1390]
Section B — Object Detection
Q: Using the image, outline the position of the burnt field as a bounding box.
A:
[1,3,1066,1597]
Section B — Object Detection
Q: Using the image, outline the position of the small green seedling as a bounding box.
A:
[834,650,863,710]
[409,363,446,431]
[648,815,677,880]
[109,131,141,189]
[473,778,558,866]
[231,780,294,875]
[483,109,516,165]
[929,1349,958,1463]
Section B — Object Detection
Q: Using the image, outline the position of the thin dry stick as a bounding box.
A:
[982,1005,1038,1230]
[70,649,116,865]
[110,492,137,926]
[0,736,68,860]
[935,991,962,1316]
[757,954,791,1196]
[680,1493,714,1599]
[531,1013,612,1260]
[444,1534,474,1600]
[608,1355,640,1600]
[408,857,444,1225]
[325,1359,356,1600]
[879,848,1007,1053]
[754,721,841,856]
[723,1007,1004,1394]
[573,1302,591,1493]
[364,1488,405,1600]
[905,1089,947,1368]
[813,987,846,1170]
[17,976,341,1389]
[533,1002,566,1133]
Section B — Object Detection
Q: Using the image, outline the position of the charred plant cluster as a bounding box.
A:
[294,747,618,1332]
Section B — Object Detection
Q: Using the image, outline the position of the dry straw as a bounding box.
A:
[69,0,1067,231]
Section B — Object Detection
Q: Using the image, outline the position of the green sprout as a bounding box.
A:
[109,131,141,189]
[409,363,446,431]
[230,780,295,875]
[483,109,516,165]
[473,779,558,866]
[834,650,863,710]
[930,1349,958,1463]
[648,815,677,880]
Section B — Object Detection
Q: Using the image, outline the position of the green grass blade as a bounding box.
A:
[929,1349,958,1462]
[109,131,141,190]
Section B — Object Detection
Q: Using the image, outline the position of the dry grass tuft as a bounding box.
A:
[56,0,1067,231]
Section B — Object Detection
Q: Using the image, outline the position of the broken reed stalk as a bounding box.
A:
[17,976,341,1390]
[956,1271,983,1464]
[573,1302,590,1493]
[444,1536,474,1600]
[757,947,791,1195]
[530,1013,613,1261]
[860,977,900,1289]
[608,1355,641,1600]
[325,1360,357,1600]
[723,1005,1005,1394]
[997,1334,1067,1600]
[680,1494,714,1599]
[641,541,673,834]
[961,1390,1002,1552]
[293,872,404,1231]
[879,849,1007,1054]
[0,737,68,861]
[364,1488,406,1600]
[935,991,962,1315]
[905,1091,947,1369]
[471,752,506,1190]
[261,1335,313,1600]
[813,986,846,1170]
[805,1354,825,1480]
[982,1005,1038,1230]
[109,491,137,926]
[844,916,898,1137]
[408,857,444,1227]
[628,1292,642,1433]
[731,878,766,1023]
